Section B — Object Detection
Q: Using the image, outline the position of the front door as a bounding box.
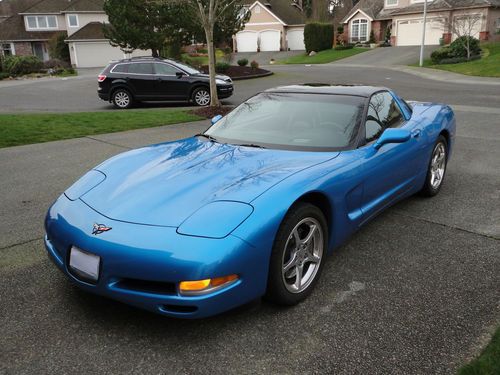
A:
[153,62,191,100]
[357,91,424,222]
[32,42,48,61]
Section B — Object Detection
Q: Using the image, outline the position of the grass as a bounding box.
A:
[278,47,368,64]
[413,42,500,77]
[0,109,203,148]
[459,326,500,375]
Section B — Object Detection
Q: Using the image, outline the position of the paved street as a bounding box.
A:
[0,58,499,374]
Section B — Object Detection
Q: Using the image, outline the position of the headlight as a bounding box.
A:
[216,79,227,85]
[64,170,106,201]
[177,201,253,239]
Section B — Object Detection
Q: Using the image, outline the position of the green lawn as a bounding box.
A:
[0,109,203,148]
[416,42,500,77]
[278,47,368,64]
[459,327,500,375]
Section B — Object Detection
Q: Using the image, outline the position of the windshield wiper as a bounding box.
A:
[195,133,218,142]
[236,143,267,149]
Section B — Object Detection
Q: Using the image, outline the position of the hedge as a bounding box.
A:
[304,22,334,53]
[3,55,43,76]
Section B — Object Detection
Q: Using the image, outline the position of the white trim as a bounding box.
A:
[246,22,282,25]
[65,39,108,42]
[248,1,286,25]
[25,15,58,30]
[72,42,79,67]
[344,9,373,24]
[350,18,370,43]
[67,14,79,28]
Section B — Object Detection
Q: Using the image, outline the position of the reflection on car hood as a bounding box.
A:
[81,137,338,227]
[192,73,231,82]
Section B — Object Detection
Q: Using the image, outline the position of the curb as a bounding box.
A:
[231,71,273,81]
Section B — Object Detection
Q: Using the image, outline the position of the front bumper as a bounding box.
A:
[45,195,267,318]
[217,85,233,99]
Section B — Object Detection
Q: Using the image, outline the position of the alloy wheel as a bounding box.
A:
[114,91,130,108]
[194,90,210,106]
[430,142,446,189]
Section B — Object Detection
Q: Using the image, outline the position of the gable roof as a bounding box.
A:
[20,0,104,14]
[0,0,39,20]
[66,21,106,41]
[243,0,306,25]
[342,0,500,23]
[0,13,65,41]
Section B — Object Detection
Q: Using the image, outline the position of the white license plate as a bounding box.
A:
[69,246,100,281]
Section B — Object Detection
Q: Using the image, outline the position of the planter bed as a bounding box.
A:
[201,65,272,80]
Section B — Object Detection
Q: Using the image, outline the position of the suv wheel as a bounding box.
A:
[112,89,133,109]
[192,87,210,106]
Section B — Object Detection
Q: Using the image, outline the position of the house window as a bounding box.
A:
[254,5,261,13]
[25,15,58,30]
[1,43,14,56]
[385,0,398,6]
[68,14,78,27]
[351,19,368,42]
[496,18,500,34]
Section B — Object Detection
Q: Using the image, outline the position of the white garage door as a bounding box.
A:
[259,30,281,52]
[236,31,258,52]
[397,19,444,46]
[74,42,125,68]
[287,29,305,50]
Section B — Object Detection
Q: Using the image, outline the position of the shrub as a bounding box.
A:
[385,27,391,43]
[0,71,10,80]
[438,55,481,64]
[237,58,248,66]
[334,44,354,50]
[215,61,230,73]
[336,25,344,34]
[48,33,70,63]
[449,36,481,58]
[304,22,334,53]
[250,60,259,70]
[43,58,70,69]
[3,55,43,76]
[167,38,182,59]
[430,47,453,64]
[369,30,376,44]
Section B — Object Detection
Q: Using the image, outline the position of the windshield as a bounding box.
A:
[169,60,201,75]
[205,92,365,150]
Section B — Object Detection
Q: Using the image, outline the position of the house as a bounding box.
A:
[342,0,500,46]
[234,0,307,52]
[0,0,147,68]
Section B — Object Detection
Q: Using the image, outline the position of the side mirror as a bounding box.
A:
[211,114,223,125]
[175,71,185,79]
[374,128,411,150]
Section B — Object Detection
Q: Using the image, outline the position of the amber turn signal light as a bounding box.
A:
[179,274,238,295]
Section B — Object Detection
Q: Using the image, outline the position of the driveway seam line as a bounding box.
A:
[392,210,499,241]
[0,237,41,250]
[84,136,132,150]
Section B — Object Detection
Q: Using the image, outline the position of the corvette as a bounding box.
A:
[45,85,455,318]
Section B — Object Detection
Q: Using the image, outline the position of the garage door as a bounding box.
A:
[287,29,305,50]
[74,42,125,68]
[397,19,444,46]
[236,31,258,52]
[259,30,281,52]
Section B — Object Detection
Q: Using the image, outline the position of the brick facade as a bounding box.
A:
[13,41,32,56]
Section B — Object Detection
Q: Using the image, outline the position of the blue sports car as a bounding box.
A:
[45,85,455,318]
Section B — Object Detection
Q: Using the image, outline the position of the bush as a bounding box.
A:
[334,44,354,50]
[43,58,70,70]
[215,61,230,73]
[304,22,334,53]
[438,55,481,64]
[48,33,70,63]
[3,55,43,76]
[237,58,248,66]
[0,71,10,80]
[369,30,376,44]
[250,60,259,70]
[166,39,182,59]
[430,47,453,64]
[449,36,481,58]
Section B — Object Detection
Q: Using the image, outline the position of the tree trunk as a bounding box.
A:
[152,49,159,57]
[204,27,220,107]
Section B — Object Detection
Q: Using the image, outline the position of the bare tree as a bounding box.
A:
[442,13,483,59]
[184,0,244,107]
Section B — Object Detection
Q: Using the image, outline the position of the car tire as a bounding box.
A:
[192,87,211,106]
[420,135,448,197]
[265,202,328,306]
[112,88,133,109]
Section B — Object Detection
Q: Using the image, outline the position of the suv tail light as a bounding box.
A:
[97,75,106,82]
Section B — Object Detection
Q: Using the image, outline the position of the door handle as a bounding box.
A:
[411,129,421,138]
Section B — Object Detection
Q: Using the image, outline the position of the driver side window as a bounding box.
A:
[365,92,405,143]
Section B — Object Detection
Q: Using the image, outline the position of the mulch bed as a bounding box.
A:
[201,65,272,80]
[190,105,234,119]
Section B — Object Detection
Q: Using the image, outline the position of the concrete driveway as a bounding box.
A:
[1,62,500,374]
[338,45,441,66]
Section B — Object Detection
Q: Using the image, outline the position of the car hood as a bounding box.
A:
[192,73,231,82]
[80,137,338,227]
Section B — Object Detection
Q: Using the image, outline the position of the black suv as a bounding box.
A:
[98,57,234,109]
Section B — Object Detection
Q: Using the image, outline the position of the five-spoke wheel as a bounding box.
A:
[266,202,327,305]
[421,135,448,196]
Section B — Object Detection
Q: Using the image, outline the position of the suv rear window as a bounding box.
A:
[128,63,154,74]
